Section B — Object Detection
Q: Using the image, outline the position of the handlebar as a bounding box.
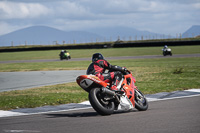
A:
[124,70,131,75]
[107,69,131,75]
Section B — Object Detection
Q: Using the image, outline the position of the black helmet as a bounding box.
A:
[92,53,104,62]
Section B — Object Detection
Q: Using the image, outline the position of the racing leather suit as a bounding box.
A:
[87,59,125,90]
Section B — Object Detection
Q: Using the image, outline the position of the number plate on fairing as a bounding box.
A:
[80,79,93,89]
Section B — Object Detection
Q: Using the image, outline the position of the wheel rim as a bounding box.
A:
[135,90,146,106]
[96,89,113,109]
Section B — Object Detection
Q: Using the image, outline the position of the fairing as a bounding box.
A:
[76,75,108,92]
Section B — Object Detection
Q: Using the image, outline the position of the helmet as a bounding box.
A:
[92,53,104,62]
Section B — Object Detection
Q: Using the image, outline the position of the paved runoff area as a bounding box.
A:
[0,70,85,92]
[0,89,200,118]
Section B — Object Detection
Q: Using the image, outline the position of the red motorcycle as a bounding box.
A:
[76,70,148,115]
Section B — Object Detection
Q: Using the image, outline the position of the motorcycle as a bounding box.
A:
[59,52,71,60]
[76,70,148,115]
[162,48,172,56]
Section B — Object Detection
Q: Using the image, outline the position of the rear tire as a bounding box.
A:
[89,88,115,115]
[134,89,148,111]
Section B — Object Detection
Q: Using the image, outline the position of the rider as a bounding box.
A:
[59,50,65,57]
[162,45,168,51]
[87,53,127,91]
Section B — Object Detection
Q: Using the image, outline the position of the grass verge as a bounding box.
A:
[0,57,199,110]
[0,83,88,110]
[0,45,200,61]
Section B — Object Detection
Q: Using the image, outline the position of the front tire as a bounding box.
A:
[134,89,148,111]
[163,52,166,56]
[89,88,115,115]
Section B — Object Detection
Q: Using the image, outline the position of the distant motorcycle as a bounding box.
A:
[59,51,71,60]
[76,69,148,115]
[162,48,172,56]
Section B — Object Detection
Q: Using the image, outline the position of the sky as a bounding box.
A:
[0,0,200,36]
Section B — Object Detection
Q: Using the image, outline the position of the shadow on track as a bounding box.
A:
[46,110,138,118]
[46,112,99,118]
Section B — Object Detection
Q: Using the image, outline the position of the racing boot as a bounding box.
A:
[110,85,118,91]
[110,78,120,91]
[111,78,124,94]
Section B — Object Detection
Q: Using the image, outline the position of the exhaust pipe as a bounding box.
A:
[101,87,116,96]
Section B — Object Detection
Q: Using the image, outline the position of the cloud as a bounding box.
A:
[0,0,199,36]
[0,22,27,35]
[46,1,93,20]
[0,1,94,20]
[0,1,50,19]
[192,3,200,9]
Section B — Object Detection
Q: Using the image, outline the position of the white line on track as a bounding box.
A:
[147,93,200,102]
[0,89,200,118]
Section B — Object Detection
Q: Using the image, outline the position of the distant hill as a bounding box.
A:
[0,26,103,46]
[87,26,170,41]
[1,25,199,47]
[182,25,200,38]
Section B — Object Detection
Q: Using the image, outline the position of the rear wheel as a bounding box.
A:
[134,89,148,111]
[89,88,115,115]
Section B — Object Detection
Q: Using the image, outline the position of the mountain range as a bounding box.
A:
[182,25,200,38]
[0,26,103,46]
[0,25,199,46]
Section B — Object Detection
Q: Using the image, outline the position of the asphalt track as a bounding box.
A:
[0,70,85,92]
[0,94,200,133]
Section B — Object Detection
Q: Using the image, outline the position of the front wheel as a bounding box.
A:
[163,52,166,56]
[89,88,115,115]
[134,89,148,111]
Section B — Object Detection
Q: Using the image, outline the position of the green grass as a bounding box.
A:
[0,57,200,110]
[124,58,200,94]
[0,83,88,110]
[0,45,199,110]
[0,45,200,61]
[0,61,89,72]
